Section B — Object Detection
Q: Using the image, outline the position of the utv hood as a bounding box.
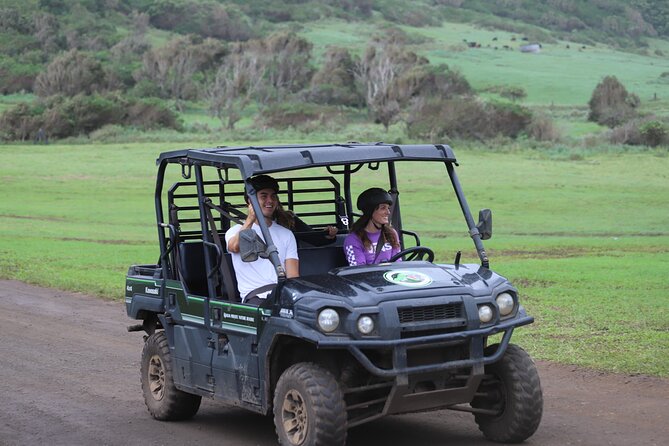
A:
[286,261,508,307]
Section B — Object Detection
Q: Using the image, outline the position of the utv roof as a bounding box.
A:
[157,142,456,178]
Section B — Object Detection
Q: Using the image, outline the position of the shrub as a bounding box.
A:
[125,98,182,130]
[42,94,124,138]
[258,102,344,131]
[588,75,639,128]
[607,118,668,147]
[639,120,668,147]
[527,114,561,142]
[307,47,361,107]
[0,94,182,141]
[406,97,532,141]
[0,102,44,141]
[34,49,106,97]
[0,58,40,94]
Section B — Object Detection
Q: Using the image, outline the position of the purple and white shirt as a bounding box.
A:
[344,229,400,266]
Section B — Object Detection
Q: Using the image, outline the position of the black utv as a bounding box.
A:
[126,143,542,446]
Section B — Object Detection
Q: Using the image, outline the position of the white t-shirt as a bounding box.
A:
[225,221,298,302]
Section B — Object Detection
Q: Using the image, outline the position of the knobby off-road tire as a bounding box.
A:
[472,343,543,443]
[140,331,201,420]
[273,362,347,446]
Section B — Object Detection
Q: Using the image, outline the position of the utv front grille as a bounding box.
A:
[398,303,463,323]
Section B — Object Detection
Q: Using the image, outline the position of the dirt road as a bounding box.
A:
[1,279,667,446]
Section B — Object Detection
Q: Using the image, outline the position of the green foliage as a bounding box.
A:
[407,97,532,141]
[307,47,361,107]
[34,49,106,97]
[258,102,333,130]
[638,120,669,147]
[144,0,253,41]
[0,94,181,140]
[0,56,41,94]
[633,0,669,37]
[499,86,527,102]
[588,75,639,128]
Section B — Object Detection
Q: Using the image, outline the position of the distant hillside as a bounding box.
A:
[1,0,668,146]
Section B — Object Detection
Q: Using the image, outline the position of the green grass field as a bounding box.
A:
[1,142,667,376]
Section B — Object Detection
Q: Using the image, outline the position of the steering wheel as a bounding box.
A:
[388,246,434,263]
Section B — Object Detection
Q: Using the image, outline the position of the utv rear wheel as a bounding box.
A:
[273,363,347,446]
[141,331,201,420]
[471,343,543,443]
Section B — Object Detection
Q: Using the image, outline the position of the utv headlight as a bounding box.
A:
[357,316,375,335]
[317,308,340,333]
[478,305,494,323]
[496,292,515,316]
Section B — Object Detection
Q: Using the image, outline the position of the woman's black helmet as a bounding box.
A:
[357,187,393,216]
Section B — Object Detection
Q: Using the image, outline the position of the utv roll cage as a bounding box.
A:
[154,142,489,303]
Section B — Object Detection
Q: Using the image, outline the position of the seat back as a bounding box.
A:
[298,245,347,276]
[177,241,208,296]
[177,241,239,301]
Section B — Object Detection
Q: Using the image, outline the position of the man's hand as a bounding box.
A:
[245,203,257,227]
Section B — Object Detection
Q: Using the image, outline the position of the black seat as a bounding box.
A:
[298,245,347,276]
[177,241,239,301]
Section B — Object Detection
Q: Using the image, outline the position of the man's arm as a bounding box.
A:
[285,258,299,278]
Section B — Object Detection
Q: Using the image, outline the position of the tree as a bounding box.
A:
[500,86,527,103]
[32,12,62,54]
[354,41,421,131]
[135,37,202,111]
[34,49,105,97]
[308,47,361,106]
[207,45,265,130]
[254,31,314,104]
[588,75,639,128]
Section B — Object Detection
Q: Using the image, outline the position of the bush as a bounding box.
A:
[639,120,668,147]
[125,98,182,130]
[0,102,44,141]
[146,0,253,41]
[406,97,532,141]
[0,94,182,141]
[607,118,668,147]
[42,94,125,138]
[34,49,106,97]
[588,75,639,128]
[307,47,361,107]
[0,58,40,94]
[258,102,339,130]
[527,114,561,142]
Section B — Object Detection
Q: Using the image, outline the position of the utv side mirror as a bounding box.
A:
[238,229,270,262]
[476,209,492,240]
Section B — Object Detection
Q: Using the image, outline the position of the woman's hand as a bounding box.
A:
[325,225,338,239]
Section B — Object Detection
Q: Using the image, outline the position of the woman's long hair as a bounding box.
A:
[274,201,295,230]
[350,214,399,251]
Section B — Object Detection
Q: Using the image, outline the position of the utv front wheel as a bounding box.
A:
[471,343,543,443]
[273,363,347,446]
[141,331,201,420]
